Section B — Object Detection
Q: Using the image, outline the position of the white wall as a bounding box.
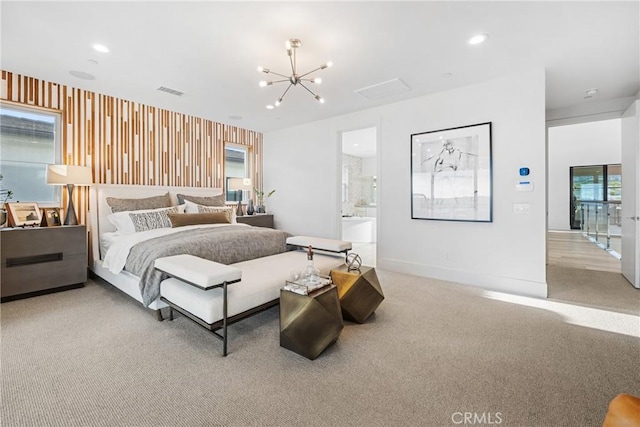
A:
[547,119,621,231]
[264,68,547,297]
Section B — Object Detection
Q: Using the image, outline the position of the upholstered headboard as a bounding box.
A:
[88,184,224,264]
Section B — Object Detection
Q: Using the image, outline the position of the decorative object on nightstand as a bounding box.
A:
[330,265,384,324]
[46,164,93,225]
[246,198,255,215]
[40,207,62,227]
[6,202,42,227]
[254,188,275,213]
[228,177,252,217]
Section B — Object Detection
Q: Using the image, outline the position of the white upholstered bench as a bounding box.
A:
[155,255,242,356]
[156,236,350,356]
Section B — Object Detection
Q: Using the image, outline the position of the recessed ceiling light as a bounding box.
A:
[92,44,109,53]
[87,59,99,65]
[69,70,95,80]
[266,105,274,110]
[468,34,489,45]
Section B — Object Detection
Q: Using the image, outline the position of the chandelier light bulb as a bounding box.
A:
[315,95,325,103]
[259,80,268,87]
[275,99,281,106]
[285,40,292,50]
[266,105,274,110]
[326,61,333,68]
[313,77,322,84]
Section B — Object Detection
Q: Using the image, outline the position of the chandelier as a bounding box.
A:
[257,38,332,108]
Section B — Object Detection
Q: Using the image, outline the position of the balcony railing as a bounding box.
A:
[579,201,621,258]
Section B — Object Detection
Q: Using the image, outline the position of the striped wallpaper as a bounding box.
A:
[0,70,263,225]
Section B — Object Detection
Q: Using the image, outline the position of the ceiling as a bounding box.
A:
[1,1,638,133]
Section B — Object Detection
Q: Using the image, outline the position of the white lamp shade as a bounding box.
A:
[46,165,93,186]
[228,177,253,191]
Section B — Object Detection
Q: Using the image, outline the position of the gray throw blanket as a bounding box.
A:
[124,225,291,306]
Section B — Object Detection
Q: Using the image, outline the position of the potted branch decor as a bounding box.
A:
[254,188,275,213]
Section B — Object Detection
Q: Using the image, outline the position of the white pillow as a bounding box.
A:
[184,200,236,223]
[108,205,185,234]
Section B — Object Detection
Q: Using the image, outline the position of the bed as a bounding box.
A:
[88,184,291,316]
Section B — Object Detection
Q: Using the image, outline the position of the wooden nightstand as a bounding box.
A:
[236,214,274,228]
[1,225,87,302]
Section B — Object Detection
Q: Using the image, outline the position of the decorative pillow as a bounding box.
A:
[167,212,230,227]
[176,193,225,207]
[108,206,183,233]
[107,193,172,213]
[183,200,234,222]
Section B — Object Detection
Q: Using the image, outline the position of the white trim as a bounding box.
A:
[378,257,548,299]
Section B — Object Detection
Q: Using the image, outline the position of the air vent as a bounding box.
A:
[157,86,185,97]
[354,78,410,100]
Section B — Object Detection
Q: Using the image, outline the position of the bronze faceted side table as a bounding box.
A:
[329,265,384,324]
[280,284,343,360]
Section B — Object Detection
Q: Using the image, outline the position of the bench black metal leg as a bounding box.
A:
[222,281,228,356]
[169,306,174,321]
[156,309,164,322]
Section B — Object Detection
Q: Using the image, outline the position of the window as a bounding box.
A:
[224,144,249,202]
[0,103,61,205]
[569,163,621,229]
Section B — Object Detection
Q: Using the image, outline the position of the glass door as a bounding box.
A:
[570,165,604,229]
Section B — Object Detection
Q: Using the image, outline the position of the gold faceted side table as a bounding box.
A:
[280,284,344,360]
[330,265,384,324]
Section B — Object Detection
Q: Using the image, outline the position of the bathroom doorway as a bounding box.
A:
[341,126,377,266]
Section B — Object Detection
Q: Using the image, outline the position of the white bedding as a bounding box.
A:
[101,223,249,275]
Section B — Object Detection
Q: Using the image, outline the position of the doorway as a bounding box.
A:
[340,127,377,266]
[547,117,638,312]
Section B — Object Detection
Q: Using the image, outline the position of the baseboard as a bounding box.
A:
[1,283,85,303]
[378,258,548,298]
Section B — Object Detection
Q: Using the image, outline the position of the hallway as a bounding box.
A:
[547,231,638,315]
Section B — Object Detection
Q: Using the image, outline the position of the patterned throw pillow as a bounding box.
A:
[176,193,225,207]
[108,206,181,233]
[129,206,179,232]
[195,204,234,223]
[107,193,172,213]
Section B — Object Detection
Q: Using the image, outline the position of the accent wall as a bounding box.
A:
[264,68,547,297]
[0,70,263,224]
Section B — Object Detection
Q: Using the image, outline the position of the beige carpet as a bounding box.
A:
[1,270,639,427]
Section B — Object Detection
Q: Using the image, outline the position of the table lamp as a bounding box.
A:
[228,177,252,217]
[46,164,93,225]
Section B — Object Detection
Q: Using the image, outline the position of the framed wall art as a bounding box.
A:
[6,202,42,227]
[411,122,492,222]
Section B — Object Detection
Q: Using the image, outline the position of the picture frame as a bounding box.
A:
[6,202,42,227]
[40,207,62,227]
[411,122,493,222]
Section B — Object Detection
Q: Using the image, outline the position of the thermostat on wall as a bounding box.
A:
[516,181,534,192]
